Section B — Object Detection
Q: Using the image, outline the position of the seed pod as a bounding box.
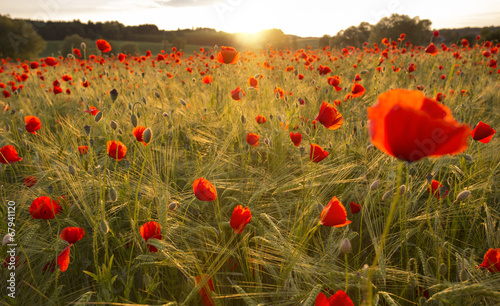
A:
[131,113,138,127]
[168,201,178,210]
[341,238,352,254]
[426,173,433,184]
[94,111,103,123]
[143,128,152,144]
[459,269,469,281]
[439,186,448,198]
[464,154,473,161]
[438,263,447,276]
[109,188,117,202]
[81,42,86,50]
[68,165,76,176]
[370,180,380,190]
[110,120,118,130]
[456,190,470,202]
[305,127,311,135]
[110,88,118,101]
[84,125,91,135]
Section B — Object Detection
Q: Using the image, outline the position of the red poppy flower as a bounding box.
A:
[23,176,37,188]
[30,62,39,69]
[61,75,72,81]
[274,87,285,99]
[60,227,85,244]
[315,101,343,130]
[327,75,342,91]
[248,76,259,89]
[29,196,61,219]
[471,121,495,143]
[140,221,162,252]
[25,116,41,134]
[298,74,304,80]
[57,244,72,272]
[246,133,260,146]
[320,196,351,227]
[310,144,329,163]
[216,46,239,64]
[202,75,213,84]
[255,115,267,124]
[290,132,302,147]
[84,106,99,116]
[81,80,90,87]
[193,177,217,201]
[3,90,10,98]
[286,66,295,72]
[73,48,81,58]
[433,30,439,37]
[425,43,438,56]
[230,205,252,234]
[478,248,500,273]
[351,83,365,98]
[118,53,126,62]
[53,86,63,95]
[367,89,470,162]
[382,38,390,46]
[318,65,332,75]
[427,180,448,199]
[107,141,127,161]
[461,38,469,47]
[44,57,59,66]
[96,39,111,53]
[195,274,215,306]
[133,126,147,146]
[349,202,362,214]
[316,290,354,306]
[231,86,245,101]
[0,145,22,164]
[78,146,88,155]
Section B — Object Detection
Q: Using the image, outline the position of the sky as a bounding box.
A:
[2,0,500,37]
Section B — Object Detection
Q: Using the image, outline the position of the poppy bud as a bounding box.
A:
[277,115,282,122]
[361,70,369,74]
[275,92,280,99]
[84,125,91,135]
[241,114,246,124]
[370,180,380,190]
[382,190,391,200]
[426,173,433,184]
[128,103,132,110]
[109,188,117,202]
[438,263,447,276]
[459,269,469,281]
[439,186,448,198]
[68,165,76,176]
[299,147,305,155]
[168,201,178,210]
[131,113,138,127]
[317,202,324,212]
[456,190,470,202]
[137,111,141,119]
[3,233,13,245]
[143,128,153,144]
[94,111,103,123]
[180,98,187,106]
[81,42,86,50]
[155,91,160,98]
[464,154,473,161]
[89,138,95,147]
[110,120,118,130]
[163,112,168,117]
[399,185,406,194]
[5,124,9,132]
[419,297,427,305]
[341,238,352,254]
[366,144,374,151]
[100,219,109,234]
[305,127,311,135]
[110,88,118,101]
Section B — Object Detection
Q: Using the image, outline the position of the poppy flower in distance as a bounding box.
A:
[230,205,252,234]
[60,227,85,244]
[246,133,260,146]
[310,144,329,163]
[471,121,495,143]
[29,196,61,219]
[193,177,217,201]
[107,141,127,161]
[133,126,147,145]
[84,106,99,116]
[25,116,41,134]
[195,274,215,306]
[315,101,343,130]
[478,248,500,273]
[57,244,72,272]
[316,290,354,305]
[425,43,438,56]
[202,75,213,84]
[428,180,448,199]
[350,83,365,98]
[140,221,162,252]
[248,76,259,89]
[319,196,351,227]
[289,132,302,147]
[255,115,267,124]
[0,145,22,164]
[231,86,245,100]
[96,39,111,53]
[349,202,362,214]
[78,146,88,155]
[73,48,81,58]
[217,46,239,64]
[44,57,59,66]
[327,75,342,91]
[367,89,470,162]
[23,176,37,188]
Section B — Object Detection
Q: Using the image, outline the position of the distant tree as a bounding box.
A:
[368,14,431,46]
[120,42,139,55]
[60,34,96,58]
[319,35,331,48]
[0,15,46,59]
[102,21,124,40]
[330,22,372,48]
[171,36,186,50]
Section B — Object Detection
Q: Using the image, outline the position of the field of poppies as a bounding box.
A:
[1,34,500,305]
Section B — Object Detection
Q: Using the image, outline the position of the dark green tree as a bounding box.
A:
[0,15,46,59]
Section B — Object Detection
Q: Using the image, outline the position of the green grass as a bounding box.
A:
[0,40,499,305]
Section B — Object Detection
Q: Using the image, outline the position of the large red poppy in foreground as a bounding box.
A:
[368,89,470,162]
